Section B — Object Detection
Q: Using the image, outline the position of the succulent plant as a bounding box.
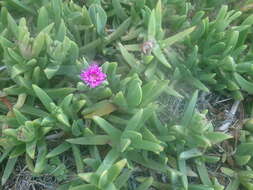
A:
[1,0,253,190]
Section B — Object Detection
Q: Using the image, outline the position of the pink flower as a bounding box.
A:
[80,64,107,88]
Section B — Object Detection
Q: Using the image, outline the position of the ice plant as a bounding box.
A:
[80,64,107,88]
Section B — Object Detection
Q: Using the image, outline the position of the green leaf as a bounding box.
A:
[188,184,214,190]
[189,77,210,92]
[221,167,235,177]
[83,159,100,170]
[26,139,37,159]
[105,18,131,44]
[1,157,18,186]
[34,141,47,174]
[72,120,82,137]
[2,129,17,138]
[120,138,131,152]
[181,90,198,127]
[32,31,45,57]
[20,105,49,117]
[162,26,196,48]
[127,151,168,172]
[148,10,156,40]
[226,30,239,49]
[84,101,117,119]
[118,43,139,69]
[32,66,41,84]
[221,56,236,71]
[93,116,121,140]
[16,123,36,142]
[112,0,127,20]
[16,76,32,91]
[60,94,73,109]
[203,155,220,163]
[81,5,93,26]
[32,84,54,112]
[0,36,15,48]
[51,0,62,28]
[155,0,162,34]
[225,178,239,190]
[196,161,212,186]
[0,148,12,163]
[236,62,253,73]
[72,144,84,173]
[67,135,110,145]
[126,79,142,107]
[179,149,202,160]
[115,169,132,189]
[178,159,188,190]
[124,109,143,132]
[141,80,169,106]
[112,91,128,108]
[56,19,66,42]
[136,177,153,190]
[46,142,71,158]
[99,159,127,188]
[78,172,93,183]
[0,7,8,26]
[107,159,127,182]
[234,73,253,94]
[96,149,120,175]
[7,13,18,39]
[237,143,253,156]
[122,130,142,140]
[56,111,70,127]
[13,108,28,125]
[46,88,76,99]
[142,128,161,144]
[80,38,102,53]
[8,48,24,63]
[70,184,99,190]
[152,44,171,68]
[205,132,232,144]
[6,0,35,15]
[40,22,55,33]
[25,153,34,172]
[150,112,167,134]
[238,170,253,178]
[235,155,251,166]
[131,139,163,153]
[9,145,25,158]
[165,86,183,98]
[37,6,49,31]
[89,4,107,35]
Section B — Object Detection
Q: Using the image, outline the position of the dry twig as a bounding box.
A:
[218,101,240,131]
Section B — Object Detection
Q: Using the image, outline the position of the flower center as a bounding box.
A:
[91,73,98,79]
